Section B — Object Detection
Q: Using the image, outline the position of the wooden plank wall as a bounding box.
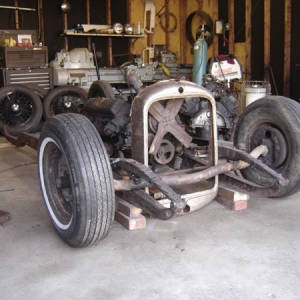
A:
[128,0,293,99]
[0,0,295,97]
[128,0,245,82]
[260,0,291,96]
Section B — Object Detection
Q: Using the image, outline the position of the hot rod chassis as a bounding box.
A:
[4,79,300,247]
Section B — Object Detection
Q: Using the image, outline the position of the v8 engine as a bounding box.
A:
[84,76,238,169]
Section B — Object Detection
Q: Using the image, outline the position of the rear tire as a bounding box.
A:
[38,113,115,247]
[43,86,87,119]
[234,96,300,197]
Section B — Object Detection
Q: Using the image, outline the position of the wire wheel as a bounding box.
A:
[52,94,84,114]
[0,84,43,134]
[43,86,88,119]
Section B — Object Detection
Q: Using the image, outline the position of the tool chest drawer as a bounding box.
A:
[0,46,48,69]
[0,68,53,90]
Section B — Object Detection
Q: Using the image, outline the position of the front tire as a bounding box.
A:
[38,113,115,247]
[234,96,300,197]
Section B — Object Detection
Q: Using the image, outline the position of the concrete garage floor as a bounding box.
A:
[0,136,300,300]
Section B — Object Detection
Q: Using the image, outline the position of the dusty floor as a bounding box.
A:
[0,136,300,300]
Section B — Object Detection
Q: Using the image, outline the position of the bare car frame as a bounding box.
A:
[5,79,300,247]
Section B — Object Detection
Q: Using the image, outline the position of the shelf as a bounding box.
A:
[61,32,146,38]
[61,31,146,67]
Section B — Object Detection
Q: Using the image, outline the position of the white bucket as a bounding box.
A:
[242,81,271,106]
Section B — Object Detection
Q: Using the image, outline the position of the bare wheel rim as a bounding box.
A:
[247,123,288,170]
[0,91,35,127]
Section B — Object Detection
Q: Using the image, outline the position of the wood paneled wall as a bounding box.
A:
[128,0,247,85]
[0,0,297,98]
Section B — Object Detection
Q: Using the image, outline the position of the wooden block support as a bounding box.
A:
[115,199,146,230]
[0,142,13,149]
[216,186,249,211]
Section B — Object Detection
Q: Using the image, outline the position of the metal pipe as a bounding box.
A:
[92,43,100,80]
[114,178,148,191]
[161,145,268,186]
[0,5,36,11]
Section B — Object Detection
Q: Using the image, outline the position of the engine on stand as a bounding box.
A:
[50,47,192,95]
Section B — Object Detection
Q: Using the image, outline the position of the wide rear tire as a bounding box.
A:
[38,113,115,247]
[234,96,300,197]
